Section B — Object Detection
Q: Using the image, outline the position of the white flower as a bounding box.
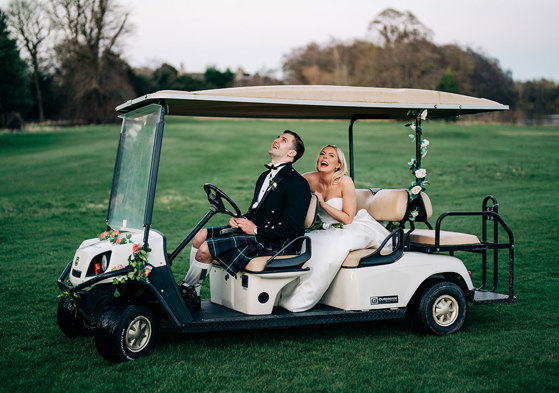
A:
[421,139,429,147]
[411,210,419,218]
[411,185,422,195]
[415,168,427,178]
[322,223,332,229]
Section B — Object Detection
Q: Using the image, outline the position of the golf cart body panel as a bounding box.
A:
[56,85,515,361]
[69,230,169,287]
[116,85,508,119]
[320,252,473,310]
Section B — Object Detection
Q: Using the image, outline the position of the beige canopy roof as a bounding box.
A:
[116,85,508,119]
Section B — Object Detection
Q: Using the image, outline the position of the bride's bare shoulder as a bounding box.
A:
[302,172,319,182]
[339,175,355,187]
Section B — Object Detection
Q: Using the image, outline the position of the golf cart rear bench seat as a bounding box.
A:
[409,229,480,246]
[209,194,318,314]
[407,193,487,252]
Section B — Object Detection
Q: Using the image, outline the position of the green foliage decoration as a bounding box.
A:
[405,122,429,220]
[99,231,153,297]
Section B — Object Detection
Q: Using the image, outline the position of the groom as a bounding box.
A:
[180,130,311,310]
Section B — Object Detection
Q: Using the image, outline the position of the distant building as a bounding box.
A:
[233,67,284,87]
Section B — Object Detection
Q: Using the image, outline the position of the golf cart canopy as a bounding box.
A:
[116,85,508,119]
[109,85,509,243]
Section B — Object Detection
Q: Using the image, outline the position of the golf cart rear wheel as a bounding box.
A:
[57,296,95,337]
[95,304,158,362]
[410,281,467,335]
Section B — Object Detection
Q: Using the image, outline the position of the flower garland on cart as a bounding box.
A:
[98,230,153,297]
[405,110,430,221]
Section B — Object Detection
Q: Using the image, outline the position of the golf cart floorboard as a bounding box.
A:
[179,300,406,333]
[473,289,513,304]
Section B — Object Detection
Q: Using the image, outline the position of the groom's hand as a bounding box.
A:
[229,217,240,228]
[237,218,257,235]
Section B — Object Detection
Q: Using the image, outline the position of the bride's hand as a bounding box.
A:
[314,191,325,204]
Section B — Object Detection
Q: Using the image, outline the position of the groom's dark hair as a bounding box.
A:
[284,130,305,163]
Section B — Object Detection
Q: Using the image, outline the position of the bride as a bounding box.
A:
[279,144,391,312]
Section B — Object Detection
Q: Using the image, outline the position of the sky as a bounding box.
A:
[2,0,559,81]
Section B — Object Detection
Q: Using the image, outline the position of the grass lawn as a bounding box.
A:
[0,117,558,392]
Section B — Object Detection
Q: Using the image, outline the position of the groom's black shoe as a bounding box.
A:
[178,281,201,312]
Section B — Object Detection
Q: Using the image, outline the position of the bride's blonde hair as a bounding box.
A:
[316,144,349,184]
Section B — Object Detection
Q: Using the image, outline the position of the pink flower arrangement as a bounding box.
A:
[144,265,153,277]
[98,229,131,245]
[102,231,152,293]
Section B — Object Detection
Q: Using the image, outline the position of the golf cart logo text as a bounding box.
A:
[370,296,398,305]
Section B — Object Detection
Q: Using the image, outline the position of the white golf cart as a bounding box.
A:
[56,86,515,362]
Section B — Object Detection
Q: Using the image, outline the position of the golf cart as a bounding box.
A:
[56,85,515,362]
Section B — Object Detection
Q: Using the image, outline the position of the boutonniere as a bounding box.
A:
[269,178,278,190]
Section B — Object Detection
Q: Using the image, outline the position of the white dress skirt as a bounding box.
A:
[279,198,391,312]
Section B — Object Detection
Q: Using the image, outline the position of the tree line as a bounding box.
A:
[282,9,558,123]
[0,0,236,128]
[1,3,557,128]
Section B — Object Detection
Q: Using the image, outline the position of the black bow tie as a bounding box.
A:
[265,162,289,170]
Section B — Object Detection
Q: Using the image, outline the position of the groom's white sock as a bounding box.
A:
[183,247,209,295]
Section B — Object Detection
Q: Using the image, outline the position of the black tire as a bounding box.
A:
[95,304,158,362]
[57,296,80,337]
[57,296,95,337]
[409,281,467,335]
[57,296,96,337]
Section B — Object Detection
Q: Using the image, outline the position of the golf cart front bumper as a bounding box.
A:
[57,260,134,293]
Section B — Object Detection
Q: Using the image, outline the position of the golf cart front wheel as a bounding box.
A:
[95,304,158,362]
[410,281,467,335]
[57,296,95,337]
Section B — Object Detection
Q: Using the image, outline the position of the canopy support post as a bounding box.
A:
[415,111,424,169]
[143,102,166,251]
[349,118,357,181]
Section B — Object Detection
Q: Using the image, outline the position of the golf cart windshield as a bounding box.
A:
[107,104,163,231]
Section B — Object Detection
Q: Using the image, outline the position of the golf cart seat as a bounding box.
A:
[209,194,318,315]
[320,189,407,310]
[408,193,482,252]
[341,189,407,268]
[243,193,318,272]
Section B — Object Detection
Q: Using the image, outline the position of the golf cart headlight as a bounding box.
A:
[86,251,111,277]
[101,254,109,271]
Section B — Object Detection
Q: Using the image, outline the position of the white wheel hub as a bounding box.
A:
[432,294,459,326]
[125,315,152,352]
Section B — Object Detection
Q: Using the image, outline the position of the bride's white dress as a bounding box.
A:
[279,198,391,312]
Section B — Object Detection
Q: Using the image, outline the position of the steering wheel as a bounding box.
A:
[203,183,243,218]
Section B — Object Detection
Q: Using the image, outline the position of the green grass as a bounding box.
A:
[1,118,558,392]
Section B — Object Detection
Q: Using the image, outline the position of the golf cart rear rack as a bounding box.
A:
[407,195,515,304]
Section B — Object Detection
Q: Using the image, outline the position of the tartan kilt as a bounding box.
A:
[206,226,287,275]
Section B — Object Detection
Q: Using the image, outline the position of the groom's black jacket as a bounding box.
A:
[245,163,311,243]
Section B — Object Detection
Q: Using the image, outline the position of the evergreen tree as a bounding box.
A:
[0,9,30,127]
[436,69,459,94]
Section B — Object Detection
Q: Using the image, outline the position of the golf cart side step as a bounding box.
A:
[179,300,406,333]
[473,289,514,305]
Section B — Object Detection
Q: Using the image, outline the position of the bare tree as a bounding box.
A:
[48,0,134,123]
[367,8,433,47]
[7,0,50,122]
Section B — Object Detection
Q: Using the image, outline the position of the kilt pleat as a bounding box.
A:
[206,226,284,275]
